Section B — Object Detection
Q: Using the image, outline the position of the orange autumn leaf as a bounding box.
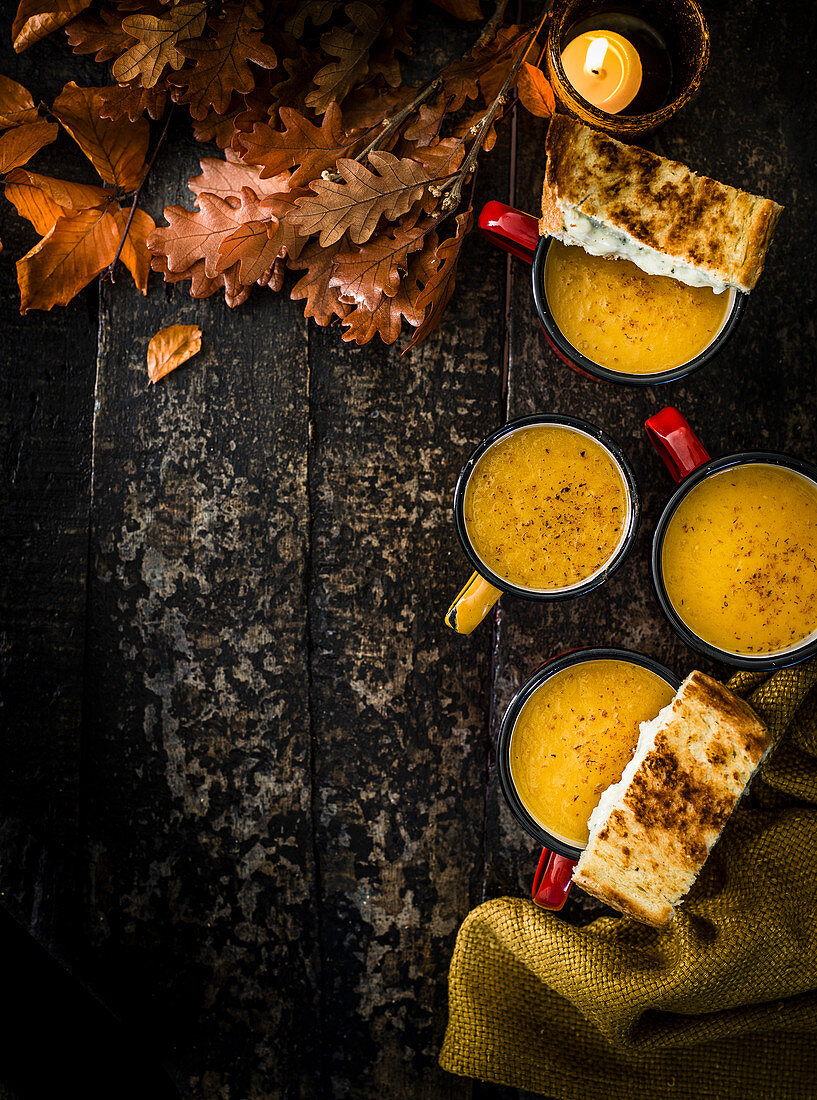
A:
[112,1,208,88]
[4,168,110,235]
[12,0,93,53]
[516,62,555,118]
[52,82,149,191]
[147,324,202,384]
[17,207,120,313]
[404,207,472,351]
[238,102,361,186]
[0,119,57,173]
[0,75,39,129]
[113,206,155,295]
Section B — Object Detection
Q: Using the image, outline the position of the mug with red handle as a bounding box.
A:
[496,647,680,911]
[647,406,817,670]
[478,200,746,387]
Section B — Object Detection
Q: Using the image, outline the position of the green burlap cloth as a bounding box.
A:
[440,662,817,1099]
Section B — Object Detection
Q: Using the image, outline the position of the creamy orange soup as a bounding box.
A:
[662,463,817,655]
[510,659,675,847]
[463,424,629,591]
[544,241,730,375]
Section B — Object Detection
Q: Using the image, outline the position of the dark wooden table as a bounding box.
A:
[1,2,814,1097]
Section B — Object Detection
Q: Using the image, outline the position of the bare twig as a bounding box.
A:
[473,0,511,53]
[104,106,174,284]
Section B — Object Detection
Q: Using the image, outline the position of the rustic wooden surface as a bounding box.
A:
[1,2,815,1098]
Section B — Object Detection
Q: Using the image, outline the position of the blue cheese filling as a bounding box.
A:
[555,206,729,294]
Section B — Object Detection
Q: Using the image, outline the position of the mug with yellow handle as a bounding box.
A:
[446,414,640,634]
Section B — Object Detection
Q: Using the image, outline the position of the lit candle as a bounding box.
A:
[561,30,643,114]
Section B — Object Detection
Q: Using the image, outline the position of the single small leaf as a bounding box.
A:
[0,120,58,173]
[173,0,278,119]
[305,2,389,114]
[17,207,120,313]
[289,239,352,326]
[147,323,201,383]
[238,102,360,186]
[290,151,438,247]
[12,0,93,53]
[112,1,208,88]
[516,62,555,118]
[52,82,149,190]
[113,205,155,294]
[98,81,169,123]
[4,168,111,234]
[403,97,446,146]
[429,0,482,19]
[0,75,39,129]
[64,7,132,63]
[404,207,472,351]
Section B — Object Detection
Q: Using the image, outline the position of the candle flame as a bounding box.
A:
[584,37,608,77]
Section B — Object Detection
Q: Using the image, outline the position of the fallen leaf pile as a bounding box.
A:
[4,0,554,350]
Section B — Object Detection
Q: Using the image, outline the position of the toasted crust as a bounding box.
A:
[540,115,783,293]
[573,672,771,928]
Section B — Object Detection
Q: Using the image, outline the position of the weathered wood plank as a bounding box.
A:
[80,128,321,1096]
[488,0,816,916]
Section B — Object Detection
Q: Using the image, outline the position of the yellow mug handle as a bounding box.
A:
[445,571,503,634]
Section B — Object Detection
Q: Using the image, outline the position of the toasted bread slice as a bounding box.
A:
[572,671,771,928]
[540,115,783,294]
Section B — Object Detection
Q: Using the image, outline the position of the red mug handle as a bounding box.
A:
[645,407,711,484]
[532,848,576,910]
[478,200,540,265]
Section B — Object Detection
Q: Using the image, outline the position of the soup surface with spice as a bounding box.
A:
[510,659,676,848]
[463,424,629,591]
[661,463,817,655]
[544,241,731,375]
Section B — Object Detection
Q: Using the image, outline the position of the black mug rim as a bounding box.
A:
[531,237,747,387]
[652,451,817,669]
[497,647,682,859]
[453,414,640,601]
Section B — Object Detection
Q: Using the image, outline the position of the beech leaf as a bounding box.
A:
[17,207,121,313]
[516,62,555,118]
[429,0,482,19]
[12,0,93,53]
[173,0,278,119]
[113,206,155,295]
[4,168,111,235]
[147,323,202,384]
[238,102,360,186]
[404,207,472,351]
[290,151,440,247]
[112,1,208,88]
[305,2,389,113]
[0,75,39,129]
[0,119,57,173]
[52,82,149,190]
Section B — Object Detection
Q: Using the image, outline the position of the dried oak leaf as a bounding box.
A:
[429,0,482,19]
[148,187,270,278]
[147,323,202,384]
[218,188,308,284]
[403,97,447,146]
[340,232,438,345]
[329,217,429,310]
[289,239,352,326]
[17,207,120,312]
[4,168,111,234]
[305,2,389,114]
[284,1,339,37]
[98,81,169,122]
[113,205,155,294]
[290,151,438,247]
[189,150,291,202]
[64,7,132,63]
[173,0,278,119]
[404,207,472,351]
[0,120,58,173]
[53,83,149,191]
[238,102,360,185]
[0,75,40,129]
[341,84,413,130]
[150,252,252,308]
[368,0,413,87]
[439,23,527,111]
[12,0,93,53]
[112,1,208,88]
[516,61,555,118]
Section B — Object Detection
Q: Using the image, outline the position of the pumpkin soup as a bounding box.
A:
[544,241,731,375]
[510,659,676,848]
[464,424,629,590]
[662,463,817,655]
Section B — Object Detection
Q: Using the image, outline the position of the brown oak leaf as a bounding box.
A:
[4,168,111,234]
[113,205,155,294]
[217,185,308,283]
[368,0,414,88]
[173,0,278,119]
[429,0,482,19]
[0,75,40,129]
[12,0,93,53]
[98,81,169,122]
[340,234,437,345]
[147,323,202,383]
[290,151,440,247]
[112,1,208,88]
[341,84,413,131]
[289,239,352,326]
[64,7,132,63]
[0,120,58,173]
[150,252,253,308]
[17,207,121,312]
[404,207,472,351]
[284,1,339,37]
[52,82,149,190]
[238,102,360,185]
[188,151,292,202]
[305,2,389,114]
[148,187,269,278]
[403,97,447,146]
[516,61,555,118]
[476,25,531,104]
[329,217,430,310]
